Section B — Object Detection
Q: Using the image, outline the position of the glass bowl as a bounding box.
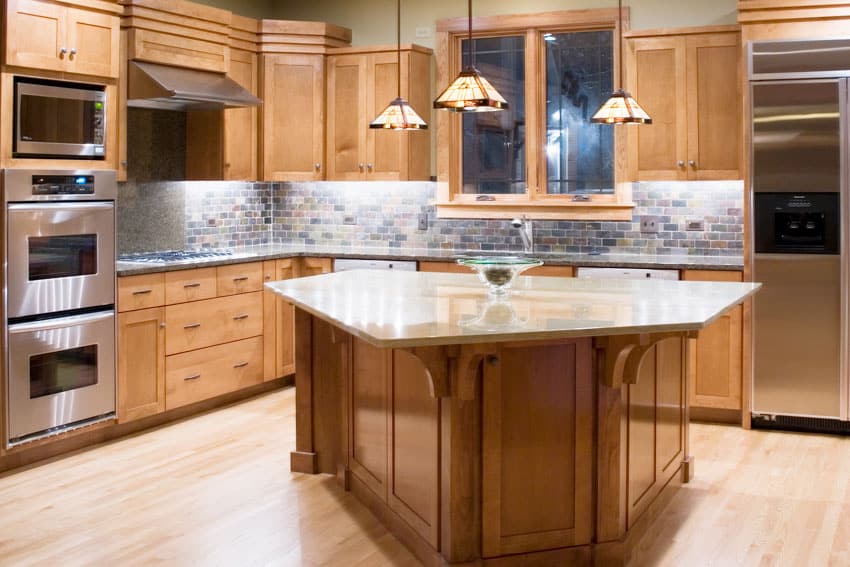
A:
[456,256,544,295]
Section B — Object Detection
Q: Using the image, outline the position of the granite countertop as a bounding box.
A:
[116,243,744,276]
[265,270,760,348]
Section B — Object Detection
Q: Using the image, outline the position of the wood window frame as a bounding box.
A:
[435,9,634,221]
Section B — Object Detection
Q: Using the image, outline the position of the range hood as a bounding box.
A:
[127,61,262,111]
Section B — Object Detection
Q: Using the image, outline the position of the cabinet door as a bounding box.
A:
[118,307,166,423]
[366,51,406,180]
[65,6,119,78]
[262,260,277,381]
[682,270,744,410]
[327,54,368,180]
[685,33,741,180]
[298,257,333,277]
[5,0,67,72]
[225,48,259,181]
[274,259,298,377]
[262,54,325,181]
[627,36,687,181]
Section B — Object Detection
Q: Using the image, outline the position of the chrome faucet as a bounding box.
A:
[511,216,534,254]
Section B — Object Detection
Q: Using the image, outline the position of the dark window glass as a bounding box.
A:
[30,345,98,399]
[461,36,526,195]
[29,234,97,281]
[19,95,97,145]
[545,30,614,194]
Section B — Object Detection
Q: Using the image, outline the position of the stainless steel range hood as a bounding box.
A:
[127,61,262,111]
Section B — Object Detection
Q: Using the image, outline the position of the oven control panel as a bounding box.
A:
[31,175,95,196]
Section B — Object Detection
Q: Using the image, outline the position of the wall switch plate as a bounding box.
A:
[343,215,357,225]
[417,213,428,231]
[686,219,705,231]
[640,216,660,234]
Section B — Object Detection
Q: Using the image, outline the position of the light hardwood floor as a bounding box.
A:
[0,387,848,566]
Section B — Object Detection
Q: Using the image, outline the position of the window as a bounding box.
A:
[435,9,634,220]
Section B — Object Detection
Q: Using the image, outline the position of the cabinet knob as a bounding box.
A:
[678,160,685,167]
[314,163,321,171]
[159,322,166,329]
[59,47,68,57]
[224,162,231,168]
[689,160,697,168]
[69,48,77,56]
[367,163,373,172]
[121,160,128,167]
[358,163,365,172]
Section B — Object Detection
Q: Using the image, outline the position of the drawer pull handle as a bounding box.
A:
[233,314,249,321]
[233,276,249,282]
[132,289,152,295]
[183,282,201,289]
[233,361,249,369]
[184,323,201,330]
[184,374,201,381]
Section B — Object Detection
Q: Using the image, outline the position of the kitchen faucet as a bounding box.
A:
[511,216,534,254]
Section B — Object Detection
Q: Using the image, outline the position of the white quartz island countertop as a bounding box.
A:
[265,269,760,348]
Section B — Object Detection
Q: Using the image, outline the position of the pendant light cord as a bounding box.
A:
[397,0,401,97]
[617,0,623,89]
[468,0,473,69]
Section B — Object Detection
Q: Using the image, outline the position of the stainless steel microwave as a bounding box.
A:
[14,77,106,160]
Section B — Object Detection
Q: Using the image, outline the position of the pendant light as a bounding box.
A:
[433,0,508,112]
[369,0,428,130]
[590,0,652,124]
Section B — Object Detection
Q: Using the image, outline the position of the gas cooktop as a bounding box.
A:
[118,249,234,263]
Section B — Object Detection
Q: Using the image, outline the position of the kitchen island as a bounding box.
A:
[266,270,759,566]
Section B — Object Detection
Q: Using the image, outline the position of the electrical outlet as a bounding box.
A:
[686,219,705,231]
[640,216,660,234]
[417,213,428,231]
[343,215,357,225]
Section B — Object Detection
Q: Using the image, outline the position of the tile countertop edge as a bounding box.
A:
[117,246,744,276]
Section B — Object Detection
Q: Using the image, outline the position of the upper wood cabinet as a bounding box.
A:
[224,48,259,180]
[627,28,741,181]
[261,53,326,181]
[5,0,120,78]
[326,45,431,181]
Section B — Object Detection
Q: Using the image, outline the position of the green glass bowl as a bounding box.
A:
[456,256,544,295]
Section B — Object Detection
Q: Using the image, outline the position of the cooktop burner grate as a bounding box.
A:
[118,249,233,263]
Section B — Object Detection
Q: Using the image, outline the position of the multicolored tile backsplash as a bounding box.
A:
[117,180,743,257]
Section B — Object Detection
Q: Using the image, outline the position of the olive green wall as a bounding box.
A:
[271,0,738,47]
[192,0,273,19]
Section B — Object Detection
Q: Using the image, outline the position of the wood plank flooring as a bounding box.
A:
[0,387,847,566]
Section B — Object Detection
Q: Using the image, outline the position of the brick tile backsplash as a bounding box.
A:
[118,179,743,257]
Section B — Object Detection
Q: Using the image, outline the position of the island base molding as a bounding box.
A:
[290,308,693,565]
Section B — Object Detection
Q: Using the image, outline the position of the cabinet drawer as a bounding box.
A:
[118,273,165,312]
[217,262,263,296]
[165,268,217,305]
[165,292,263,355]
[165,336,263,410]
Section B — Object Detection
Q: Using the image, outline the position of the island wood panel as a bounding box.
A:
[310,315,349,475]
[117,307,166,422]
[626,337,686,528]
[482,339,593,557]
[388,350,440,547]
[349,338,391,501]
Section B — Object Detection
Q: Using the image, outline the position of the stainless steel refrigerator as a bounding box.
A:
[750,38,850,432]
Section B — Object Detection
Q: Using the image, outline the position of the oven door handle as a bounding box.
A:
[8,310,114,334]
[7,202,114,213]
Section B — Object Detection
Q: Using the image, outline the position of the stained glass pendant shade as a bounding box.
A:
[369,0,428,130]
[590,0,652,125]
[433,0,509,113]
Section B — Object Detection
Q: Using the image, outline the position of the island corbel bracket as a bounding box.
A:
[400,346,452,398]
[598,331,692,388]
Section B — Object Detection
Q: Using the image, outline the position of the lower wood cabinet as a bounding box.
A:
[117,257,334,424]
[682,270,744,412]
[117,307,166,423]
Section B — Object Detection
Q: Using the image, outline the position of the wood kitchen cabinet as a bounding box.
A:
[117,307,166,423]
[5,0,120,78]
[626,28,741,181]
[326,45,431,181]
[261,54,326,181]
[682,270,744,412]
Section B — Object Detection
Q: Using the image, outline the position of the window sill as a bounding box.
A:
[435,201,635,221]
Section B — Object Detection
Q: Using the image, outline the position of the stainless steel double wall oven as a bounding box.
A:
[4,170,116,447]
